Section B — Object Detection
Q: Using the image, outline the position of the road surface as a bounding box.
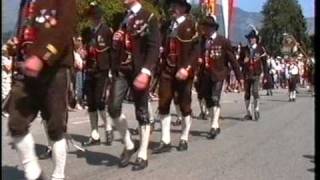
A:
[2,88,315,180]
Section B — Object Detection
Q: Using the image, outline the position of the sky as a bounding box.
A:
[237,0,315,17]
[189,0,315,17]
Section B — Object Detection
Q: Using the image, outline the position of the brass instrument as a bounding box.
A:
[281,33,309,60]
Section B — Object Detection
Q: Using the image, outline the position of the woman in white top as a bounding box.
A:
[73,37,86,110]
[285,59,299,101]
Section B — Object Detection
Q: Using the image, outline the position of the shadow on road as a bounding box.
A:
[220,116,244,121]
[69,133,88,143]
[264,99,290,103]
[67,133,120,166]
[303,154,314,173]
[2,165,24,180]
[68,149,119,167]
[297,94,313,98]
[190,130,208,138]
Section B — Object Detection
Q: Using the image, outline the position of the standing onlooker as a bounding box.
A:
[2,45,12,117]
[280,57,289,88]
[264,56,275,96]
[74,37,86,110]
[306,56,315,95]
[285,58,299,101]
[274,57,282,89]
[297,54,305,87]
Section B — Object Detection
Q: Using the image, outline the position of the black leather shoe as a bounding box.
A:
[38,146,52,160]
[177,140,188,151]
[198,112,207,120]
[243,114,252,121]
[254,111,260,121]
[152,141,171,154]
[172,119,182,126]
[207,128,221,139]
[132,157,148,171]
[82,137,101,147]
[119,147,137,168]
[105,130,113,146]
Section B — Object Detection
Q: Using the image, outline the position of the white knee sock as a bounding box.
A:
[202,100,209,116]
[98,110,112,131]
[137,125,150,160]
[199,99,204,113]
[204,101,209,116]
[13,133,41,180]
[245,100,251,115]
[148,101,155,123]
[181,115,192,141]
[113,116,134,150]
[51,138,67,180]
[211,107,221,129]
[208,107,214,124]
[175,104,182,120]
[253,99,259,111]
[160,114,171,144]
[89,112,100,140]
[293,90,296,99]
[120,113,126,122]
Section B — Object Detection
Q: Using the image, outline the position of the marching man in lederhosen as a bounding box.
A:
[6,0,77,179]
[198,15,244,139]
[240,26,268,121]
[286,58,299,102]
[152,0,200,153]
[108,0,160,171]
[82,2,115,147]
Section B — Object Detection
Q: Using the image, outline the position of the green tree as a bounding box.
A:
[260,0,309,56]
[76,0,163,34]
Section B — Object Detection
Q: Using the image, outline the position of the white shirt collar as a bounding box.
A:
[210,32,217,40]
[176,15,186,24]
[172,16,186,30]
[130,2,142,14]
[251,43,257,49]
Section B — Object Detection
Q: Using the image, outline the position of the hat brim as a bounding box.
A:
[85,5,104,18]
[201,22,219,29]
[199,16,219,30]
[168,0,192,13]
[245,34,259,39]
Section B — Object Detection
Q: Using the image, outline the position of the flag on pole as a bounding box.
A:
[201,0,217,16]
[208,0,217,16]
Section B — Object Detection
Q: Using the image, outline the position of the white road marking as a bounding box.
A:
[71,120,89,125]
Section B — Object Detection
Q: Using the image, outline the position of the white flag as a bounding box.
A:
[221,0,229,38]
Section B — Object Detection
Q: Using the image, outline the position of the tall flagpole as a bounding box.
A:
[221,0,235,39]
[221,0,229,38]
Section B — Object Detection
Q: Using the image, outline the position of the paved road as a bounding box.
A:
[2,88,315,180]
